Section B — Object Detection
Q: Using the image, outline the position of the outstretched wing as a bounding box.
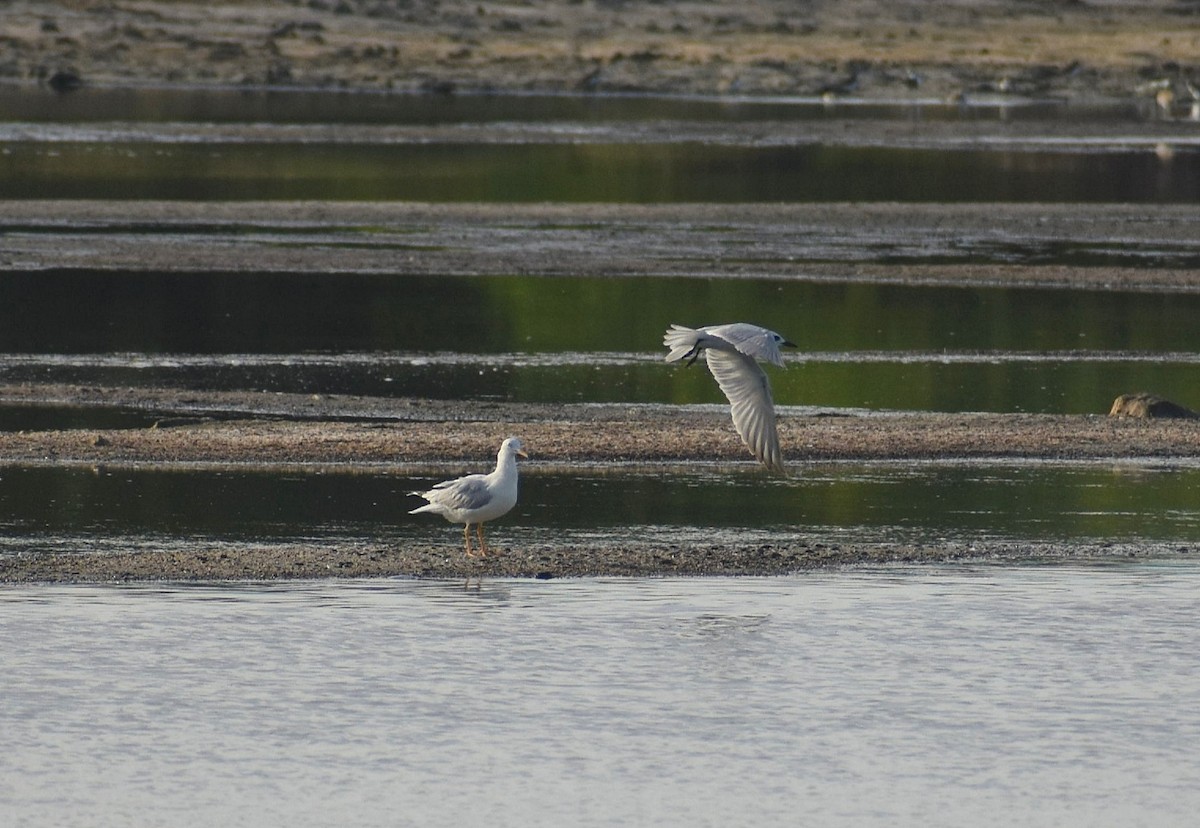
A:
[704,349,785,473]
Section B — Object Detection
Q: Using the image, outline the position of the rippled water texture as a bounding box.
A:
[4,566,1200,827]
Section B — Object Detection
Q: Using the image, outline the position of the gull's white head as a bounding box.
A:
[501,436,529,459]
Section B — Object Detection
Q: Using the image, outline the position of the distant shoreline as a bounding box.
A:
[3,1,1197,106]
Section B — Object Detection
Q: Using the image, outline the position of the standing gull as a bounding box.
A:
[409,437,528,557]
[664,323,794,473]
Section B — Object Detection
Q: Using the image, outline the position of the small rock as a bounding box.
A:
[47,69,83,92]
[1108,392,1198,419]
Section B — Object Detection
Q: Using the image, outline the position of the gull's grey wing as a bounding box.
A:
[704,349,785,473]
[431,475,494,511]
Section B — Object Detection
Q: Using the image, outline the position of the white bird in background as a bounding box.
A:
[409,437,528,557]
[664,323,794,473]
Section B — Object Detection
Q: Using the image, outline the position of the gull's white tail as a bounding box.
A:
[663,324,702,363]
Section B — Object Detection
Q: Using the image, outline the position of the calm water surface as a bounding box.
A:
[7,351,1198,416]
[3,564,1200,827]
[3,86,1197,202]
[2,463,1198,552]
[4,140,1198,202]
[8,273,1200,355]
[4,273,1200,415]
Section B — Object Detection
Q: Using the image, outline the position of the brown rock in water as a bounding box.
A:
[1109,393,1198,420]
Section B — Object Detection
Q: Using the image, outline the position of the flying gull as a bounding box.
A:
[664,323,794,473]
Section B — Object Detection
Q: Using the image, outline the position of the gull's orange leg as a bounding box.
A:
[464,523,480,558]
[476,523,489,556]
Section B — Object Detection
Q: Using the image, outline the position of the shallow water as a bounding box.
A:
[4,140,1199,202]
[8,349,1199,417]
[4,91,1200,420]
[2,462,1198,555]
[3,85,1198,203]
[8,273,1200,355]
[3,565,1200,827]
[4,269,1200,416]
[4,87,1188,214]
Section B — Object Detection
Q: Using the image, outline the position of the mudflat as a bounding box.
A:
[5,201,1200,292]
[2,0,1198,104]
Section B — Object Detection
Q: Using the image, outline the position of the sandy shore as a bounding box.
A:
[4,386,1200,467]
[3,1,1198,105]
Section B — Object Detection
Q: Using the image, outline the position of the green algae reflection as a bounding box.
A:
[3,141,1199,202]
